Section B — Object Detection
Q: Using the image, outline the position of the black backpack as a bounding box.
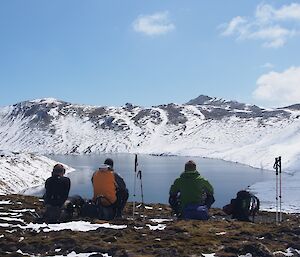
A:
[224,190,260,222]
[80,196,116,221]
[42,195,85,223]
[43,205,63,223]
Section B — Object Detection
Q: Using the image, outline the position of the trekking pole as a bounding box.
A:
[278,156,282,222]
[137,169,145,220]
[137,170,144,205]
[133,154,138,219]
[273,157,279,223]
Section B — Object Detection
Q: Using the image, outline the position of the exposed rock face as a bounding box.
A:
[0,96,300,171]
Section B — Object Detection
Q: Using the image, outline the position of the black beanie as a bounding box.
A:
[185,160,196,172]
[104,158,114,168]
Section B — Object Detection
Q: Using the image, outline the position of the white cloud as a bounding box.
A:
[273,3,300,21]
[220,3,300,48]
[221,16,247,36]
[133,11,175,36]
[261,62,274,69]
[255,3,300,22]
[255,3,274,23]
[253,66,300,105]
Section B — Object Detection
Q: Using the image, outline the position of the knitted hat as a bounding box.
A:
[104,158,114,169]
[185,160,196,172]
[52,164,65,175]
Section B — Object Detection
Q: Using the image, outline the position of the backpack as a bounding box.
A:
[80,197,116,221]
[43,205,62,223]
[80,200,99,218]
[223,190,260,222]
[62,195,86,220]
[42,195,85,223]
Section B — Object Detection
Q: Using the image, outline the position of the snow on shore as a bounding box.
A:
[250,171,300,213]
[0,151,73,195]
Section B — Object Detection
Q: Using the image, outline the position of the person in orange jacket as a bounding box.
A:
[91,158,128,218]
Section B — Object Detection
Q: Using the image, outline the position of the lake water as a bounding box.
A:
[48,153,275,208]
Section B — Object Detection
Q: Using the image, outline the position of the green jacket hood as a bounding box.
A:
[180,170,201,179]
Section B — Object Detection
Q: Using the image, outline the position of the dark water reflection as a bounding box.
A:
[49,153,274,208]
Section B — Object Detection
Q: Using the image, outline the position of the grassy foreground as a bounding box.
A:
[0,194,299,257]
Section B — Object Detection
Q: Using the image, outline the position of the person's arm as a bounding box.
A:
[114,173,126,191]
[203,180,215,208]
[203,180,214,195]
[43,178,50,202]
[169,179,180,204]
[169,179,181,215]
[66,177,71,195]
[61,177,71,202]
[169,180,178,195]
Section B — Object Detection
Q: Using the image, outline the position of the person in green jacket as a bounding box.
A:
[169,160,215,220]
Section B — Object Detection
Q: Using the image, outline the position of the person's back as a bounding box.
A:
[92,165,117,206]
[44,164,71,207]
[91,158,128,219]
[43,164,71,223]
[169,160,214,220]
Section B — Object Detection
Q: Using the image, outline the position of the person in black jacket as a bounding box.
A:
[44,164,71,208]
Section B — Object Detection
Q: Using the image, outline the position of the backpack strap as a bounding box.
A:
[250,195,260,222]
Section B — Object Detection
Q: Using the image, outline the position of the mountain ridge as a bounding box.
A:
[1,95,300,172]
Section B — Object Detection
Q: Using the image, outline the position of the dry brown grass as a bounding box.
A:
[0,194,299,257]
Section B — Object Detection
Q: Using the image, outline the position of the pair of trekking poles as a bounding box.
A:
[273,156,282,223]
[132,154,145,219]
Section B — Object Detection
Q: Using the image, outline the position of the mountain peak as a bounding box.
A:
[185,94,232,105]
[29,98,64,105]
[11,98,70,108]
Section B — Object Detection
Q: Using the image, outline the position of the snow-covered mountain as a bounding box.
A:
[0,151,73,194]
[1,95,300,172]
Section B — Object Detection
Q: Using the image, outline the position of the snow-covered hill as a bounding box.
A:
[1,95,300,172]
[0,151,73,195]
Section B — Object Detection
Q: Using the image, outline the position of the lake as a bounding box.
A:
[48,153,275,208]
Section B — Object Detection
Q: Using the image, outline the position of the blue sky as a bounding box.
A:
[0,0,300,108]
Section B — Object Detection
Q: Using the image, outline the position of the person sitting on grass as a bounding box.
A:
[91,158,129,219]
[169,160,215,220]
[43,164,71,223]
[44,164,71,208]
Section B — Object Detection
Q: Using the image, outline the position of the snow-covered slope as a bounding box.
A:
[1,96,299,172]
[0,151,73,195]
[1,96,300,212]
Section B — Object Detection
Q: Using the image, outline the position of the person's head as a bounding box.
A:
[184,160,196,172]
[52,164,65,176]
[104,158,114,170]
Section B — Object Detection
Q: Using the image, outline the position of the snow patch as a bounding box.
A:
[146,224,166,230]
[0,200,11,205]
[19,221,127,232]
[150,218,173,223]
